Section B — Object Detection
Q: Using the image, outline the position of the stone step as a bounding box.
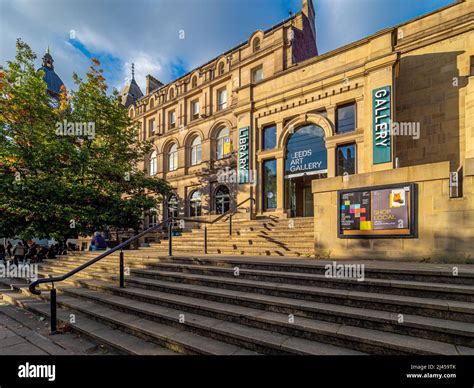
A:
[37,259,474,301]
[144,247,315,256]
[185,230,314,238]
[0,287,177,356]
[173,233,314,241]
[36,257,474,322]
[118,275,474,323]
[33,265,474,321]
[48,287,359,355]
[33,262,474,323]
[32,260,474,323]
[130,267,474,302]
[149,242,315,250]
[43,254,474,285]
[148,257,474,284]
[76,278,474,347]
[58,285,468,355]
[4,279,258,356]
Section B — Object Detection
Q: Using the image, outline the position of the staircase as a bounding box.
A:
[147,216,315,257]
[1,253,473,355]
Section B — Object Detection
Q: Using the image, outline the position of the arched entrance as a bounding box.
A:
[166,194,179,219]
[214,185,230,215]
[284,124,327,217]
[189,190,202,217]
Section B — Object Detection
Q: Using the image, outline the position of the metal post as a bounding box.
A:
[229,214,232,236]
[119,250,124,288]
[168,220,173,256]
[50,286,57,335]
[204,225,207,254]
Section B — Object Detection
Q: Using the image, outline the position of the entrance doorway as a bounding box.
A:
[284,123,327,218]
[214,185,230,214]
[285,175,325,217]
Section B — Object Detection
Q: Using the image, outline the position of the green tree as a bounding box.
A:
[0,39,170,242]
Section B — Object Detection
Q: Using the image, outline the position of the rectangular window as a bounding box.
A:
[263,159,277,210]
[148,118,155,137]
[191,100,200,120]
[252,66,263,83]
[262,125,276,150]
[336,143,356,176]
[169,111,176,129]
[336,103,356,133]
[217,89,227,111]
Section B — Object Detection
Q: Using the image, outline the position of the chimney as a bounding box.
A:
[302,0,316,45]
[146,75,164,94]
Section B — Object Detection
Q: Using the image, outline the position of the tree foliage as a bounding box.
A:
[0,39,170,241]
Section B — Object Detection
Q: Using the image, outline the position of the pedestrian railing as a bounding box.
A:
[28,196,255,333]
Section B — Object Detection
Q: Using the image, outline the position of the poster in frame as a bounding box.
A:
[337,182,418,239]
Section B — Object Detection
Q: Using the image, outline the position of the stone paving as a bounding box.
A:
[0,300,115,355]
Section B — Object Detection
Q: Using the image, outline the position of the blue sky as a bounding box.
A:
[0,0,456,94]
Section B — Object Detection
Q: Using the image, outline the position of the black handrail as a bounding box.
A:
[28,218,171,296]
[28,196,255,298]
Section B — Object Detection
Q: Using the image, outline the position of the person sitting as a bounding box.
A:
[0,244,6,264]
[12,242,26,265]
[36,246,48,262]
[6,242,13,260]
[89,232,107,251]
[25,242,38,263]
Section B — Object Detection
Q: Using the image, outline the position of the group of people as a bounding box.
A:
[0,232,109,265]
[0,241,67,265]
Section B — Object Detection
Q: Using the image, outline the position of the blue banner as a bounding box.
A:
[372,86,392,164]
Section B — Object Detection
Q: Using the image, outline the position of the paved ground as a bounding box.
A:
[0,301,115,355]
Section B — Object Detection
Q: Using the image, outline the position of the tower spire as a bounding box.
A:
[131,63,135,80]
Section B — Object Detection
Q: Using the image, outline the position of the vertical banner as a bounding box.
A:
[372,85,391,164]
[238,126,250,184]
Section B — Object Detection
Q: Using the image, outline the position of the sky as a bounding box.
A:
[0,0,456,94]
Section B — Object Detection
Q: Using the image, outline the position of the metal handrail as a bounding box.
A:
[28,196,254,333]
[28,218,171,296]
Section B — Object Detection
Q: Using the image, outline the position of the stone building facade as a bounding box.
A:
[127,0,474,259]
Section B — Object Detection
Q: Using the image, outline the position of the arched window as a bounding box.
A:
[167,194,179,219]
[216,127,230,159]
[169,88,174,100]
[168,143,178,171]
[218,62,225,76]
[253,37,261,52]
[189,190,202,217]
[148,208,158,227]
[149,150,157,176]
[190,136,202,166]
[191,76,197,88]
[215,185,230,214]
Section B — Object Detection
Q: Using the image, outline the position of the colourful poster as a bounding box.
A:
[371,187,409,230]
[340,191,371,231]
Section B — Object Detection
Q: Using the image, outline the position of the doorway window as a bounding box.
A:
[214,185,230,214]
[167,194,179,219]
[189,190,202,217]
[263,159,277,210]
